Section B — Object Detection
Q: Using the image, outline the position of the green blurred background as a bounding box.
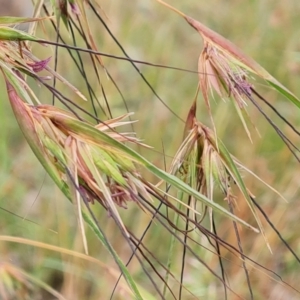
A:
[0,0,300,299]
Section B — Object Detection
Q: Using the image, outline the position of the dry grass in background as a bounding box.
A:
[0,0,300,299]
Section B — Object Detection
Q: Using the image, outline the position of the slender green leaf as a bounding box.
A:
[0,27,38,41]
[0,16,45,25]
[267,79,300,109]
[214,138,271,250]
[82,212,144,300]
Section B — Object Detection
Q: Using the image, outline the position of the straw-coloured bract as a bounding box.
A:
[170,102,268,239]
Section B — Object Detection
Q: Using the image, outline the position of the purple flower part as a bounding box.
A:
[28,57,51,73]
[234,76,252,97]
[70,3,80,15]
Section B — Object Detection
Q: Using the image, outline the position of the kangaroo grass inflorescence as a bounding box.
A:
[1,2,300,300]
[157,0,300,161]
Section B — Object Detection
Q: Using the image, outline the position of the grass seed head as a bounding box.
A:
[171,104,243,203]
[38,106,149,208]
[199,41,253,109]
[5,81,151,210]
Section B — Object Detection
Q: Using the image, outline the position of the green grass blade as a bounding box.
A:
[215,139,271,250]
[82,211,144,300]
[1,65,35,104]
[0,16,44,25]
[266,79,300,109]
[0,27,38,41]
